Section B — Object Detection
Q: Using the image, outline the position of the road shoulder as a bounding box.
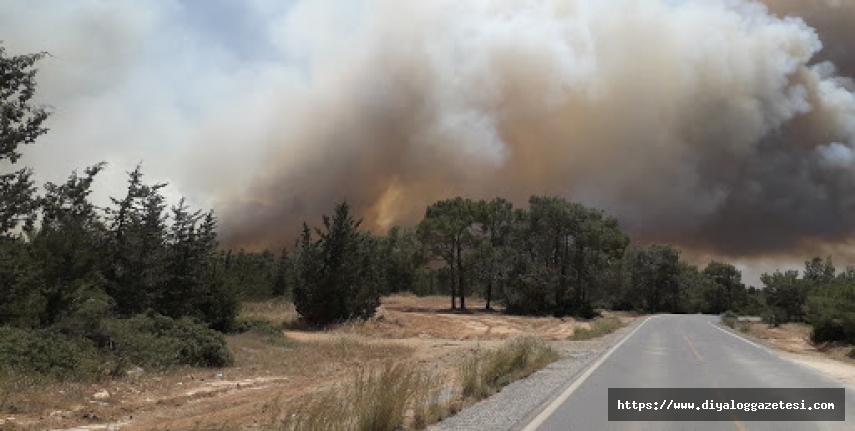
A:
[429,315,651,431]
[714,320,855,388]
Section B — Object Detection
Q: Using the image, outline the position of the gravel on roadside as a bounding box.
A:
[429,316,648,431]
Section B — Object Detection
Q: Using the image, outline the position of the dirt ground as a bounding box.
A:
[0,295,629,431]
[737,322,855,386]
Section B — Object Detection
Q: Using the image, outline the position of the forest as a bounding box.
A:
[3,44,855,383]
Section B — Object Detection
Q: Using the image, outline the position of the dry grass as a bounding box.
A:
[730,321,855,362]
[268,361,452,431]
[229,331,413,379]
[0,369,99,418]
[567,317,623,341]
[239,299,300,327]
[1,295,630,430]
[266,336,558,431]
[736,322,853,356]
[339,294,582,340]
[381,293,491,312]
[459,336,558,400]
[734,321,752,333]
[735,321,855,363]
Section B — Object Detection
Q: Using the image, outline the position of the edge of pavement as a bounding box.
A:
[510,314,658,431]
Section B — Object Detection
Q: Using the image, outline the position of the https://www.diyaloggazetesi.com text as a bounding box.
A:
[609,388,844,421]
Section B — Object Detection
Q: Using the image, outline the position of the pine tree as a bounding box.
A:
[160,198,202,318]
[1,44,50,236]
[272,247,292,297]
[104,166,168,314]
[32,164,108,324]
[293,202,380,326]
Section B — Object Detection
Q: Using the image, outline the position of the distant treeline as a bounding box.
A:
[249,197,855,354]
[220,197,765,320]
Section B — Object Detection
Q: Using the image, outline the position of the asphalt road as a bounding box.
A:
[522,315,855,431]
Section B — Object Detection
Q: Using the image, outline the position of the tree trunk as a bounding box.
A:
[486,274,493,311]
[450,262,457,310]
[484,240,494,311]
[457,240,466,310]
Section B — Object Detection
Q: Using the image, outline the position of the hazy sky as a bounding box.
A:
[3,0,855,286]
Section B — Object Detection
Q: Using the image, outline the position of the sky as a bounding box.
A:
[2,0,855,287]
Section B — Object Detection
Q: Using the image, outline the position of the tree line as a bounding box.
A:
[270,196,768,325]
[758,256,855,349]
[1,45,237,378]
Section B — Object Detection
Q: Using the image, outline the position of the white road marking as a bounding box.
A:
[521,315,661,431]
[710,321,855,393]
[707,321,773,352]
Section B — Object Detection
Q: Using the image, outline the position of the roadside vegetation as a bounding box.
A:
[459,337,559,401]
[568,317,624,341]
[718,256,855,360]
[267,336,558,431]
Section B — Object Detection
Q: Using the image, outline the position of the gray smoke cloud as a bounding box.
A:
[217,0,855,262]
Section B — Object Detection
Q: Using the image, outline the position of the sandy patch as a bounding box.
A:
[739,321,855,386]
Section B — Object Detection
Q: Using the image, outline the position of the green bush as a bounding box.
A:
[720,310,739,328]
[0,326,102,381]
[812,320,850,344]
[98,314,234,369]
[0,313,233,381]
[232,318,291,346]
[761,309,785,327]
[805,284,855,344]
[52,289,234,370]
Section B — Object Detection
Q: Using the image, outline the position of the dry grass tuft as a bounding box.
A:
[239,300,300,327]
[270,361,451,431]
[266,337,559,431]
[568,317,623,341]
[459,336,558,400]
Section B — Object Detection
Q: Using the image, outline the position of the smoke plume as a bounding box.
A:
[216,0,855,260]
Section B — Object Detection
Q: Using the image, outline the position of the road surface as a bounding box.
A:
[523,314,855,430]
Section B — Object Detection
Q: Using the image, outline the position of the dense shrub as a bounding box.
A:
[804,283,855,344]
[232,317,291,346]
[98,314,234,369]
[0,326,102,380]
[1,312,232,381]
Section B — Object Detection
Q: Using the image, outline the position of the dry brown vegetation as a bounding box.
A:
[567,317,624,341]
[724,321,855,386]
[267,336,557,431]
[0,294,630,430]
[734,321,852,358]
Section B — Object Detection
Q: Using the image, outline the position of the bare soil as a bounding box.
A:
[736,322,855,385]
[0,295,630,430]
